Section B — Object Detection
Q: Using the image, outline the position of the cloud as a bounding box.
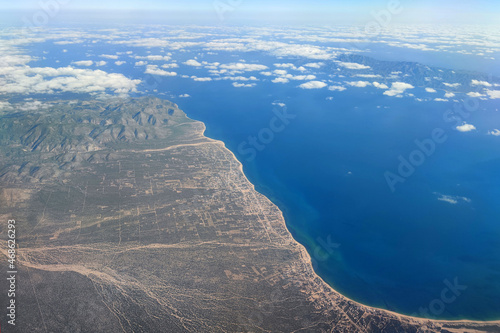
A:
[272,102,286,107]
[272,77,289,83]
[203,39,335,60]
[304,62,324,68]
[456,123,476,132]
[467,92,485,98]
[95,61,107,67]
[383,82,414,97]
[487,129,500,136]
[0,101,13,110]
[298,81,327,89]
[216,76,258,81]
[273,63,306,71]
[338,62,370,70]
[328,85,347,91]
[471,79,492,87]
[355,74,382,78]
[486,90,500,99]
[444,92,455,98]
[135,61,148,66]
[72,60,93,67]
[434,98,448,102]
[162,63,179,69]
[436,193,471,205]
[192,76,212,82]
[0,65,140,95]
[347,81,371,88]
[143,55,171,61]
[183,59,202,66]
[17,100,50,111]
[179,94,190,98]
[145,65,177,76]
[220,63,268,71]
[284,74,316,81]
[372,82,389,89]
[232,82,256,88]
[443,82,461,88]
[100,54,119,59]
[425,87,437,93]
[115,61,126,66]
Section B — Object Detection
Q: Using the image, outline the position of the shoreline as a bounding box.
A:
[191,114,500,327]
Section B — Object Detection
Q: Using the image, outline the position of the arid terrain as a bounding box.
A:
[1,97,499,332]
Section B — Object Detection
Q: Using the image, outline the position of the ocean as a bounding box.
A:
[175,81,500,320]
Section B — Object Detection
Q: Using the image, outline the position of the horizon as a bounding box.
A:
[1,0,500,26]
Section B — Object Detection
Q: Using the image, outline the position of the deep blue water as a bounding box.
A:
[32,38,500,321]
[178,84,500,321]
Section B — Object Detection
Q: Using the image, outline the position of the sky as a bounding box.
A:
[1,0,499,25]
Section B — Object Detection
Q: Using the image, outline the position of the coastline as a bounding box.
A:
[5,96,498,332]
[192,114,500,328]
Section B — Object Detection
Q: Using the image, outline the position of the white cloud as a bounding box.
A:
[436,194,471,205]
[298,81,327,89]
[17,100,49,111]
[443,82,461,88]
[444,92,455,98]
[338,62,370,70]
[328,85,347,91]
[192,76,212,82]
[114,61,126,66]
[486,90,500,99]
[347,81,371,88]
[100,54,119,59]
[304,62,324,68]
[0,101,13,110]
[217,76,258,81]
[72,60,93,67]
[273,69,288,76]
[434,98,448,102]
[355,74,382,78]
[274,63,296,69]
[487,129,500,136]
[0,65,140,95]
[372,82,389,89]
[467,92,485,98]
[183,59,202,66]
[233,82,256,88]
[272,102,286,107]
[284,74,316,81]
[144,55,171,61]
[456,123,476,132]
[471,79,492,87]
[162,63,179,69]
[272,77,289,83]
[425,87,437,93]
[220,63,268,71]
[135,61,148,66]
[179,94,190,98]
[383,82,414,97]
[145,65,177,77]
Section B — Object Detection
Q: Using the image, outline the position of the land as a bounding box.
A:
[0,96,499,332]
